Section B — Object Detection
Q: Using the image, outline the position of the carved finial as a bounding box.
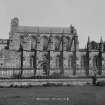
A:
[87,36,90,50]
[70,24,74,34]
[100,36,103,43]
[88,36,90,43]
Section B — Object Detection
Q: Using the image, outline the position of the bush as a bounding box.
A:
[42,83,63,87]
[96,81,105,86]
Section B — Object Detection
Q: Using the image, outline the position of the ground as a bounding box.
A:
[0,86,105,105]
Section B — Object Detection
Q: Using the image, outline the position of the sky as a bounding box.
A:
[0,0,105,48]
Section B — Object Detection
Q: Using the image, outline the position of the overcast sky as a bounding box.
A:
[0,0,105,48]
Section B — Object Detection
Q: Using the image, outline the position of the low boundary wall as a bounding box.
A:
[0,78,92,87]
[0,77,104,87]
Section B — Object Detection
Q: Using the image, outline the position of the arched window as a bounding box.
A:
[55,36,61,51]
[55,55,60,69]
[81,55,85,69]
[43,36,48,51]
[30,55,33,68]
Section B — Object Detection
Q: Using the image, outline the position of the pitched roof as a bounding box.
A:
[15,26,71,34]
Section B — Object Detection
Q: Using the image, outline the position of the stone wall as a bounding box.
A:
[0,17,105,78]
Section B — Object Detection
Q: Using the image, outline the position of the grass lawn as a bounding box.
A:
[0,86,105,105]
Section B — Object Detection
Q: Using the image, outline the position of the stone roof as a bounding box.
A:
[15,26,72,34]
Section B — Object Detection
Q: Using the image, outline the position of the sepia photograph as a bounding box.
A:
[0,0,105,105]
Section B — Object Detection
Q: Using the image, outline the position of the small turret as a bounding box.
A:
[10,17,19,38]
[11,17,19,33]
[11,17,19,27]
